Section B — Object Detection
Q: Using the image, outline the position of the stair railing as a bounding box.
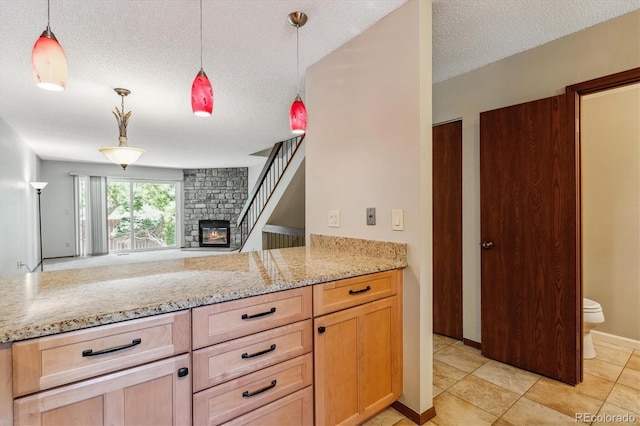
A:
[237,134,304,249]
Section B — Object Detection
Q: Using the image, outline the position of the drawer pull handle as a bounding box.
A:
[82,338,142,357]
[242,307,276,320]
[242,344,277,359]
[242,380,277,398]
[349,285,371,295]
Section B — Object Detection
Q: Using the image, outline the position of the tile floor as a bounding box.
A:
[364,334,640,426]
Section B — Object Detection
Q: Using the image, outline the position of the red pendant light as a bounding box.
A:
[191,0,213,117]
[288,12,308,134]
[32,0,67,91]
[290,94,307,135]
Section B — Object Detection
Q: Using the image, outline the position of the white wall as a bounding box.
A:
[582,84,640,341]
[40,160,184,258]
[433,10,640,343]
[0,118,40,276]
[306,0,432,414]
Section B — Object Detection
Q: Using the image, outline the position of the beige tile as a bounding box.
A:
[433,345,489,373]
[618,367,640,391]
[433,333,458,346]
[524,377,603,418]
[593,343,633,366]
[575,373,615,401]
[472,360,540,395]
[584,357,624,381]
[430,392,497,426]
[606,383,640,415]
[447,375,520,417]
[595,402,640,425]
[393,419,419,426]
[627,354,640,371]
[362,407,406,426]
[433,385,444,398]
[501,397,578,426]
[634,349,640,357]
[433,359,468,390]
[452,340,483,355]
[491,418,516,426]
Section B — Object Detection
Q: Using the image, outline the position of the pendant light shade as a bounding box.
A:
[99,88,145,170]
[288,12,308,134]
[191,0,213,117]
[192,69,213,117]
[32,0,67,91]
[289,94,307,135]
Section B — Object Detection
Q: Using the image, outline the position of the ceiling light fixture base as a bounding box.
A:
[288,12,308,28]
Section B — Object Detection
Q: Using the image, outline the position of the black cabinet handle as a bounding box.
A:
[242,344,277,359]
[177,367,189,377]
[349,285,371,295]
[242,380,277,398]
[82,338,142,357]
[242,307,276,320]
[318,326,326,334]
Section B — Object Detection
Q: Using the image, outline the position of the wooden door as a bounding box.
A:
[480,94,580,385]
[432,120,463,339]
[13,354,192,425]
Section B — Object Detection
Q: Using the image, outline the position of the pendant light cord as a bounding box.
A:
[47,0,51,30]
[296,25,300,95]
[199,0,203,70]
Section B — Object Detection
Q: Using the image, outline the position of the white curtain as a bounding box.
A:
[73,175,108,256]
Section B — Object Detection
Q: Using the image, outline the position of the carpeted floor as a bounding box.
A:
[43,248,239,271]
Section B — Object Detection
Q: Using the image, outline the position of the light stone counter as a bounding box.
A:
[0,235,407,344]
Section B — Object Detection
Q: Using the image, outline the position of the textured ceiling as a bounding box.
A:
[0,0,638,170]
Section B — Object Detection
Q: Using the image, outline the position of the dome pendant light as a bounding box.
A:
[288,11,308,135]
[32,0,67,91]
[99,88,145,170]
[191,0,213,117]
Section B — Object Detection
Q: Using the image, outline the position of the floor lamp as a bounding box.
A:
[30,182,48,271]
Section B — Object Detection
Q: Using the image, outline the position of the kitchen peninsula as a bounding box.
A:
[1,234,407,425]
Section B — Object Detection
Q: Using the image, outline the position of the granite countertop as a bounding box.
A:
[0,235,407,344]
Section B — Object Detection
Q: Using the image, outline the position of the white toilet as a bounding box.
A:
[583,298,605,359]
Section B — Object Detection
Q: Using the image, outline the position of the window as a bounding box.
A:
[107,180,178,251]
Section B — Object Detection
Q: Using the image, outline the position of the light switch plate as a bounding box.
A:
[328,210,340,227]
[366,207,376,225]
[392,209,404,231]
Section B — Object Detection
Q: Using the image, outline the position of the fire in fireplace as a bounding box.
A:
[199,220,231,248]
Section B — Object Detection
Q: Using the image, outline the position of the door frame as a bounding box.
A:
[566,67,640,381]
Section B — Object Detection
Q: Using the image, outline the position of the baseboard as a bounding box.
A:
[591,331,640,350]
[391,401,436,425]
[463,338,481,350]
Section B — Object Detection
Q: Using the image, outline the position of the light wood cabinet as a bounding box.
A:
[192,287,313,425]
[11,311,192,426]
[13,310,190,397]
[13,354,191,425]
[314,270,403,426]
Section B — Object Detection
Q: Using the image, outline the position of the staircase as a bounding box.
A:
[237,135,304,250]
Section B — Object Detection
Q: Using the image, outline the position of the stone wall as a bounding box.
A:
[183,168,248,248]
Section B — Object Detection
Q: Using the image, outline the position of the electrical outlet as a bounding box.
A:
[366,207,376,225]
[66,241,70,247]
[328,210,340,227]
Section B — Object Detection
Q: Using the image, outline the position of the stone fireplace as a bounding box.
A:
[183,168,248,248]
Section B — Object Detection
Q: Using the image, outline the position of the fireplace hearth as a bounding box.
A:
[199,220,231,248]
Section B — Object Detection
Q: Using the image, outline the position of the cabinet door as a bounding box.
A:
[314,296,402,426]
[13,354,191,426]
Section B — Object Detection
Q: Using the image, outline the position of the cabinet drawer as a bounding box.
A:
[193,353,313,426]
[13,310,190,397]
[192,287,312,349]
[313,270,400,316]
[193,320,312,391]
[221,386,313,426]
